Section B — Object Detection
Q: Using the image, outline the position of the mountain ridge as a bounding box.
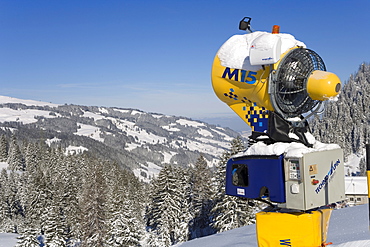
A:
[0,95,244,181]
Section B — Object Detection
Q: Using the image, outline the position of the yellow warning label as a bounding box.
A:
[309,164,318,175]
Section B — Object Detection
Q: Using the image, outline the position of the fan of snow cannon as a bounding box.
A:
[211,17,341,146]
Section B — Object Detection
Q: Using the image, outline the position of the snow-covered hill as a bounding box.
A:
[177,204,370,247]
[0,95,243,181]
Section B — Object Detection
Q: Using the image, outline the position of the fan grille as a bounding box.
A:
[271,48,326,118]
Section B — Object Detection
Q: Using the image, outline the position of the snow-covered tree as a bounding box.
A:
[189,155,213,238]
[43,205,66,247]
[105,163,143,247]
[7,135,24,171]
[79,159,108,247]
[107,199,142,247]
[0,135,8,162]
[311,63,370,174]
[16,225,40,247]
[211,136,257,233]
[146,165,192,246]
[1,170,24,233]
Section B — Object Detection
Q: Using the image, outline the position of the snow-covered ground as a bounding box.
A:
[177,204,370,247]
[133,162,162,183]
[0,233,18,247]
[2,204,369,247]
[0,96,59,107]
[75,123,104,142]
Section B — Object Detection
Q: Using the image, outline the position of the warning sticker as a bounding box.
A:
[309,164,318,175]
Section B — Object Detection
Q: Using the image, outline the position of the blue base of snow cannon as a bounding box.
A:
[225,155,286,203]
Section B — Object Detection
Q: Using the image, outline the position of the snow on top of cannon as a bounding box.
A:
[217,31,306,71]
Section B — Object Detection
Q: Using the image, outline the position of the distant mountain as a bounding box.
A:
[0,95,244,181]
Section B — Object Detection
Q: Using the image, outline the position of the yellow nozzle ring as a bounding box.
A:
[306,70,341,101]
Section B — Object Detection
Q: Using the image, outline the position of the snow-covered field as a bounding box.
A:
[133,162,162,183]
[0,233,17,247]
[0,96,59,107]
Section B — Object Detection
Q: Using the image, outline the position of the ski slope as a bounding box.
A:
[177,204,370,247]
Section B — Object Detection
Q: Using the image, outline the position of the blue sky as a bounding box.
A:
[1,0,369,131]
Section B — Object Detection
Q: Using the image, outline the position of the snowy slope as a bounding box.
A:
[1,205,370,247]
[0,96,59,107]
[0,233,18,247]
[177,204,370,247]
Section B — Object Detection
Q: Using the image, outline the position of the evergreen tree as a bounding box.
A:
[105,163,142,247]
[22,144,49,234]
[107,199,142,247]
[43,205,66,247]
[2,170,24,233]
[16,224,40,247]
[189,155,213,238]
[7,135,25,171]
[211,137,257,233]
[172,167,192,243]
[0,168,8,231]
[0,135,8,162]
[146,165,191,246]
[79,159,107,247]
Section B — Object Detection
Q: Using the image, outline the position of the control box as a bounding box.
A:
[282,148,345,210]
[225,148,345,210]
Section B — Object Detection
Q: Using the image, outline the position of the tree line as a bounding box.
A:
[0,135,260,246]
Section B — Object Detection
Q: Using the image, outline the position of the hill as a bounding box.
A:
[0,95,243,181]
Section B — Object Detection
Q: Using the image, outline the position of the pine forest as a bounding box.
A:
[0,134,261,246]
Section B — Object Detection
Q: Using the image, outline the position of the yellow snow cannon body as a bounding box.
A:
[211,27,341,134]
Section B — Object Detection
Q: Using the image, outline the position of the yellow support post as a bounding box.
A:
[366,144,370,231]
[256,209,332,247]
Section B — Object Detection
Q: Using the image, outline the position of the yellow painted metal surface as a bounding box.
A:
[256,209,332,247]
[367,171,370,198]
[306,70,341,100]
[211,55,273,128]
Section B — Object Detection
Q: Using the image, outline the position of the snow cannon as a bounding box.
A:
[211,17,341,145]
[216,18,345,247]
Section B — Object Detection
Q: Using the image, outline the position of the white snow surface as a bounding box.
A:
[0,108,58,124]
[176,119,206,128]
[45,137,61,146]
[345,177,368,195]
[82,110,105,120]
[0,95,59,107]
[197,128,213,137]
[0,162,8,170]
[133,162,162,183]
[75,123,104,142]
[217,31,306,71]
[177,204,370,247]
[1,204,370,247]
[0,233,18,247]
[236,133,340,158]
[345,151,365,175]
[65,145,88,155]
